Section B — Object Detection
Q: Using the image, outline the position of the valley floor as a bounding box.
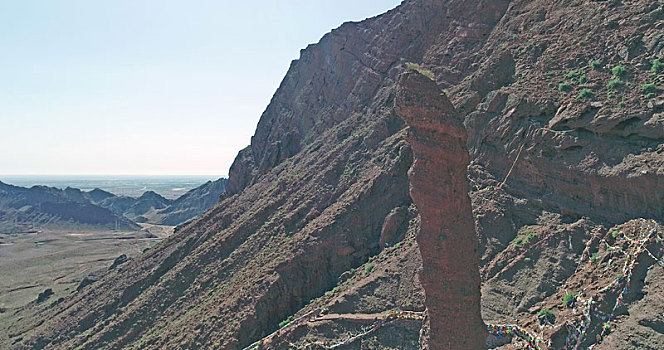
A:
[0,224,173,344]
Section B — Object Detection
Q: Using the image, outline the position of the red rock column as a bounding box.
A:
[395,71,485,349]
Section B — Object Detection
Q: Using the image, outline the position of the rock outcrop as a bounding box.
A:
[395,71,484,349]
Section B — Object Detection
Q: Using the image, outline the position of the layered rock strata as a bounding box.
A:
[395,71,485,349]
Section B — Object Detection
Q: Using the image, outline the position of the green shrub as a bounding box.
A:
[558,82,572,92]
[652,59,663,74]
[611,230,620,238]
[279,316,292,328]
[577,74,588,84]
[611,65,626,77]
[590,60,602,70]
[591,252,600,262]
[405,62,435,80]
[537,309,555,323]
[642,83,657,95]
[606,77,623,90]
[565,69,583,80]
[364,262,375,273]
[577,88,593,100]
[405,62,419,70]
[420,69,435,80]
[537,309,555,317]
[514,237,524,246]
[563,293,577,308]
[524,257,532,262]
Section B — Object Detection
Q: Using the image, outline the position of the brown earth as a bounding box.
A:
[4,0,664,349]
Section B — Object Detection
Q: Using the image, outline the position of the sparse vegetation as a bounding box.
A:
[537,309,555,323]
[563,293,577,308]
[577,74,588,84]
[611,65,626,77]
[577,88,593,100]
[278,316,292,328]
[642,83,656,96]
[405,62,435,80]
[606,77,623,90]
[591,252,601,262]
[652,59,663,74]
[565,69,583,80]
[364,262,375,273]
[558,82,572,92]
[590,60,602,70]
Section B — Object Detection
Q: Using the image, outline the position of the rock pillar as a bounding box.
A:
[394,71,485,349]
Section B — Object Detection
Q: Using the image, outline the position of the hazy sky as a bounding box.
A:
[0,0,402,176]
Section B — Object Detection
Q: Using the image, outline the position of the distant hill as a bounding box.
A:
[0,181,138,232]
[0,178,227,233]
[151,178,227,225]
[97,190,172,223]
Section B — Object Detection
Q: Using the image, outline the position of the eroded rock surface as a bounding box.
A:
[395,71,484,349]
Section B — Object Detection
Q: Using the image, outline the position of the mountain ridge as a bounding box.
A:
[0,178,227,232]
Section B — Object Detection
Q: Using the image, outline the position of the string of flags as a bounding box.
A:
[318,311,425,349]
[244,309,425,350]
[567,225,664,349]
[242,222,662,350]
[242,308,323,350]
[486,323,545,349]
[564,297,593,348]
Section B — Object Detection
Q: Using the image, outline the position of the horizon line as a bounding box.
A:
[0,174,228,177]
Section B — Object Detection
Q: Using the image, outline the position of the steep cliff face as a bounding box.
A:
[7,0,664,349]
[395,71,484,349]
[227,0,511,196]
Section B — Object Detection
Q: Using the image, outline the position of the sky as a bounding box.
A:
[0,0,402,176]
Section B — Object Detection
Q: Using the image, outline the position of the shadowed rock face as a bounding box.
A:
[395,71,484,349]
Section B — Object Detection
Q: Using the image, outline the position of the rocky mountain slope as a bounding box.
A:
[5,0,664,349]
